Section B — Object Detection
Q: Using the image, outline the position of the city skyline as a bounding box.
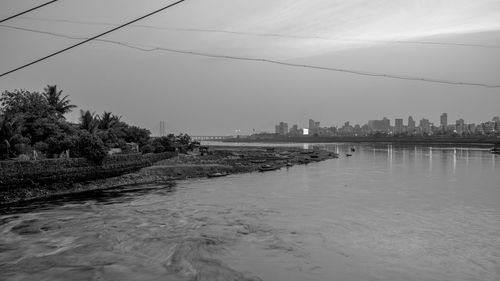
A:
[270,113,499,137]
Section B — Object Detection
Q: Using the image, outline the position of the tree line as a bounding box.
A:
[0,85,196,163]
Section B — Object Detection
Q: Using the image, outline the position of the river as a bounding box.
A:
[1,143,499,281]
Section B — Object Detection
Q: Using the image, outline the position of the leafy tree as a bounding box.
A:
[43,85,76,118]
[176,133,191,146]
[0,114,19,159]
[71,130,107,164]
[1,89,52,118]
[122,125,150,147]
[43,122,77,157]
[0,90,58,154]
[151,136,173,153]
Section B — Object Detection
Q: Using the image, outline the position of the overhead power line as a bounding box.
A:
[5,15,500,50]
[1,24,499,89]
[0,0,59,24]
[0,0,186,78]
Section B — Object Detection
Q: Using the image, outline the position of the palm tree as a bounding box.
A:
[98,111,121,130]
[0,114,22,159]
[79,110,99,134]
[43,85,77,118]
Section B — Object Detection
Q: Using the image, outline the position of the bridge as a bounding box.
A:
[191,136,233,141]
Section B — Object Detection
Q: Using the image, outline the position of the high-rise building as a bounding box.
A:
[440,113,448,128]
[368,117,390,132]
[408,116,415,129]
[483,121,496,134]
[493,116,500,123]
[275,122,288,135]
[289,124,300,135]
[420,118,431,134]
[395,118,404,134]
[280,122,288,135]
[309,119,316,130]
[456,119,465,135]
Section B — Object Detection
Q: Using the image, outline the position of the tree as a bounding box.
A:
[98,111,120,130]
[176,133,191,146]
[0,90,57,152]
[80,110,99,134]
[71,130,107,164]
[122,125,150,147]
[1,89,51,118]
[43,85,76,118]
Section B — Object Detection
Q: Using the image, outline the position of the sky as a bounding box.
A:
[1,0,500,135]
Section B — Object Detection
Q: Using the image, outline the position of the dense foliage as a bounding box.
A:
[0,86,194,163]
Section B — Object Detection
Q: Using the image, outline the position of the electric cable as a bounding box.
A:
[1,24,498,88]
[0,0,186,78]
[0,1,59,24]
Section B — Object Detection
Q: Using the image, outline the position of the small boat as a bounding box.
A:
[329,152,340,158]
[298,158,311,164]
[346,153,353,157]
[286,162,293,167]
[249,159,266,163]
[259,164,281,172]
[207,172,228,178]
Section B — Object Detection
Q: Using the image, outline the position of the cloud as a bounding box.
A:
[198,0,500,57]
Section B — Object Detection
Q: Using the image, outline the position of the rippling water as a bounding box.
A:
[1,143,499,281]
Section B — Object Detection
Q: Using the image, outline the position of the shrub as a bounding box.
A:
[71,131,107,164]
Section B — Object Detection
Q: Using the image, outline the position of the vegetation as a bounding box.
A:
[0,85,195,163]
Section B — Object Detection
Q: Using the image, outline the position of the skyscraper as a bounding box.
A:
[395,118,403,134]
[456,119,465,135]
[408,116,415,129]
[275,122,288,135]
[309,119,316,130]
[420,118,431,134]
[440,113,448,128]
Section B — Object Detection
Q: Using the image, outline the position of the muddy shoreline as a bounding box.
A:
[0,146,336,205]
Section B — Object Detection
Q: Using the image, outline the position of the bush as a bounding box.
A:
[71,131,107,164]
[141,144,154,154]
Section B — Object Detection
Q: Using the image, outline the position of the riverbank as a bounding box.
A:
[0,146,337,204]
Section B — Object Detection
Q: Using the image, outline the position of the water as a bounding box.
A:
[1,143,499,281]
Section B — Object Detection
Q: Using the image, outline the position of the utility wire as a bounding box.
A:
[5,15,500,50]
[0,0,186,78]
[0,1,59,24]
[1,24,499,89]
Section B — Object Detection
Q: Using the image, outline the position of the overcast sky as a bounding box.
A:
[1,0,500,135]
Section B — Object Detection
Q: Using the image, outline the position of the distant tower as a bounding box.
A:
[159,121,166,137]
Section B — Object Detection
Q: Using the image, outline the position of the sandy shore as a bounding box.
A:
[0,146,336,205]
